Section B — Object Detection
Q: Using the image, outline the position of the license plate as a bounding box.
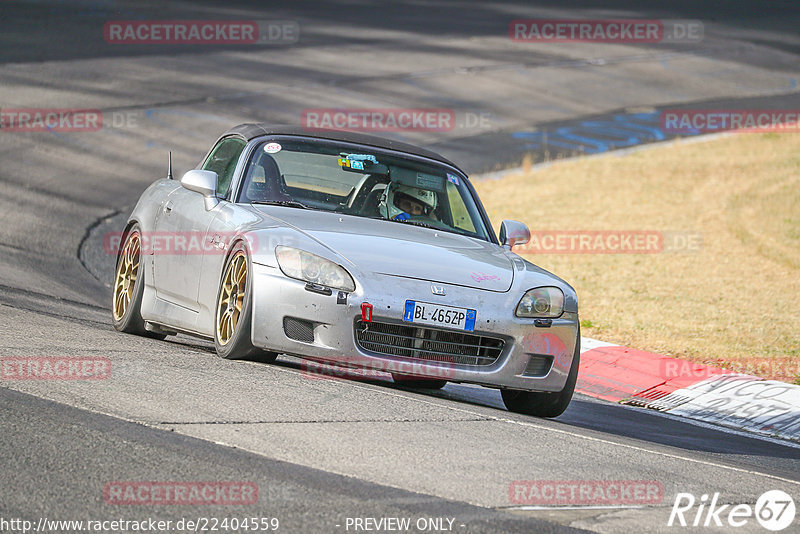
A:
[403,300,476,331]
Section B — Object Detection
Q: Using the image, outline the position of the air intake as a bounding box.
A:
[283,317,314,343]
[522,355,553,377]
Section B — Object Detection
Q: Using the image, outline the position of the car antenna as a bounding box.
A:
[167,151,173,180]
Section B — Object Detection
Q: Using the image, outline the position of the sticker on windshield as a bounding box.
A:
[339,153,378,170]
[264,142,282,153]
[447,173,460,186]
[346,154,378,164]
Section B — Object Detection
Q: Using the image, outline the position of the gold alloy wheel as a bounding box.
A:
[216,251,247,345]
[112,231,141,321]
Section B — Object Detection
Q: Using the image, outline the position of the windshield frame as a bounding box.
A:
[232,134,499,245]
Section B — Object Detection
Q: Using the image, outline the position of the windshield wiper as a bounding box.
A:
[384,217,439,231]
[251,200,310,210]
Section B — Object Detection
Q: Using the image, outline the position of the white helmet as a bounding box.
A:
[380,183,437,220]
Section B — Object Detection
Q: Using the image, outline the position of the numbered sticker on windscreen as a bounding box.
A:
[264,142,282,153]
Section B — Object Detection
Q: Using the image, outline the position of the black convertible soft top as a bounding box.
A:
[223,124,462,172]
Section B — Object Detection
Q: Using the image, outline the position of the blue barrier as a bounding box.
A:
[511,111,683,156]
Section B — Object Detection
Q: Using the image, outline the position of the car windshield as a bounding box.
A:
[236,138,491,241]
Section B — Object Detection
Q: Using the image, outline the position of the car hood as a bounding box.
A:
[252,206,513,292]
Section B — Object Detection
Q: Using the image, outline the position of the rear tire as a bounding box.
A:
[214,242,278,363]
[502,328,580,418]
[111,224,166,340]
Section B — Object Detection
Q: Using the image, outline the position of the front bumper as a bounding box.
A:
[250,263,579,393]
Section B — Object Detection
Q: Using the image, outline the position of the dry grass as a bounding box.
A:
[474,133,800,383]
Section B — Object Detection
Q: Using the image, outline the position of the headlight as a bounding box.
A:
[515,287,564,318]
[275,246,356,292]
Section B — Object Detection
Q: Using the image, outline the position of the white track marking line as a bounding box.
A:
[504,505,646,511]
[611,398,800,450]
[579,336,617,351]
[264,364,800,487]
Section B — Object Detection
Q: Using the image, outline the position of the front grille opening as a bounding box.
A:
[523,354,554,377]
[355,320,504,366]
[283,317,315,343]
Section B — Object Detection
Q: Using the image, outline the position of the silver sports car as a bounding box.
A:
[112,125,580,417]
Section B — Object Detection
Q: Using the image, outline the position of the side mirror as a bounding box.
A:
[181,170,220,210]
[499,219,531,250]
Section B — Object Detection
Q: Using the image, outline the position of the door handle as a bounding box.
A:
[164,201,173,214]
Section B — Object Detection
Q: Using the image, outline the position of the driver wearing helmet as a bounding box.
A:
[379,183,438,221]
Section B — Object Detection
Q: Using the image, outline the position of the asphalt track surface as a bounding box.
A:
[1,1,800,533]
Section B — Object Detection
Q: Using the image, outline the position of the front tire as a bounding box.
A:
[214,242,278,363]
[111,224,166,340]
[502,328,580,418]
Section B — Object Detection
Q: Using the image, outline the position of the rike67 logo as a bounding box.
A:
[668,490,795,531]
